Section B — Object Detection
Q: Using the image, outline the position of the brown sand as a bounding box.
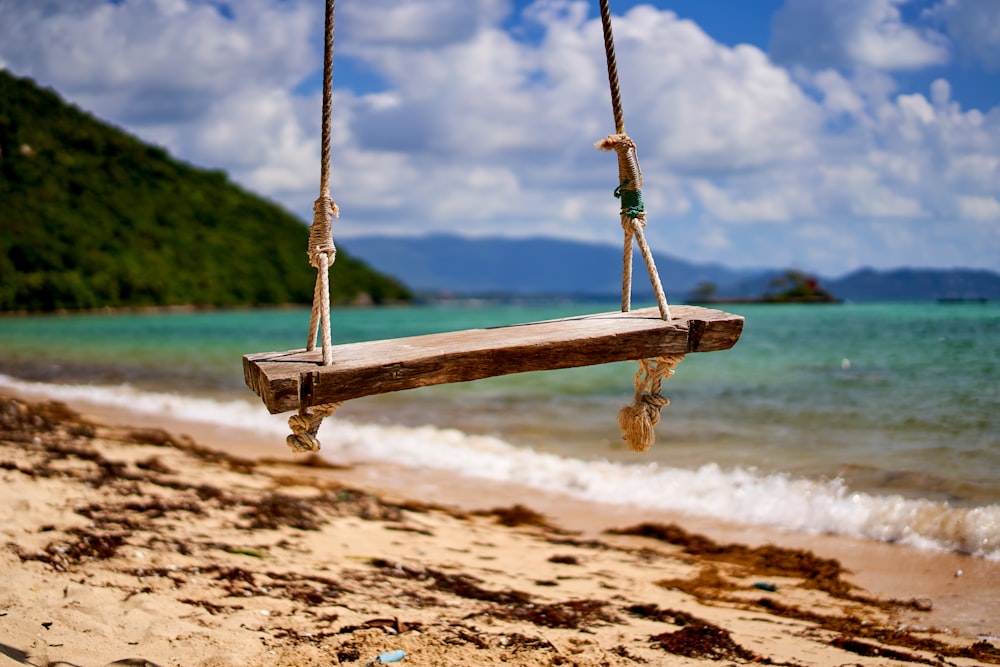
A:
[2,393,999,667]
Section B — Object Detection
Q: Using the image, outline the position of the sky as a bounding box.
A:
[1,0,998,276]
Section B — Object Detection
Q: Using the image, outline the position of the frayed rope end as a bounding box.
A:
[617,356,683,452]
[286,402,342,453]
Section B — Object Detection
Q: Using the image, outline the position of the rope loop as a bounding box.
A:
[618,355,684,452]
[287,402,342,452]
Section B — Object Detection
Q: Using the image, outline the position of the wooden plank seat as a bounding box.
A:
[244,305,744,414]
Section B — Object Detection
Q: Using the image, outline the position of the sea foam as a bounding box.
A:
[2,374,997,560]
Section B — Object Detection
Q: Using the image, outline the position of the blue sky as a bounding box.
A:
[1,0,998,276]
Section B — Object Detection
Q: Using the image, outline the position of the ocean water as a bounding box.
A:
[1,301,998,559]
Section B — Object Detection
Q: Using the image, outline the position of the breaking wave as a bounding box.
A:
[2,374,997,560]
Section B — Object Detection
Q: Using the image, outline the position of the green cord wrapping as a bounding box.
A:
[614,180,644,219]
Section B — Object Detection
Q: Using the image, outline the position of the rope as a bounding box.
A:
[306,0,339,364]
[595,1,671,322]
[597,2,677,452]
[618,355,684,452]
[596,135,671,321]
[287,402,343,453]
[598,0,625,135]
[293,0,339,452]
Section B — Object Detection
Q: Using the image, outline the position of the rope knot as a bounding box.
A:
[595,133,635,153]
[286,402,342,453]
[621,213,647,235]
[618,355,683,452]
[308,195,340,268]
[597,134,645,219]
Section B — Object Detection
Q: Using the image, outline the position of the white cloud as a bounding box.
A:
[692,180,814,223]
[0,0,316,122]
[616,12,822,173]
[770,0,951,70]
[812,69,866,115]
[925,0,1000,70]
[945,154,1000,191]
[957,195,1000,220]
[340,0,512,48]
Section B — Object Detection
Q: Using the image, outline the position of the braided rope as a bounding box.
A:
[595,0,670,322]
[306,0,338,360]
[306,0,339,364]
[295,0,339,451]
[597,2,678,452]
[598,0,625,135]
[618,355,684,452]
[318,0,335,198]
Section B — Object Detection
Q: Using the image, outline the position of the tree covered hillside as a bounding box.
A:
[0,70,411,312]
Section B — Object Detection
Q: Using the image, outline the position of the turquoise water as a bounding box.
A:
[2,301,999,556]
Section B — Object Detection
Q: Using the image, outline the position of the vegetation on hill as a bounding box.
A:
[0,70,411,312]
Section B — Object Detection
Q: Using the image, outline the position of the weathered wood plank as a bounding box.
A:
[243,305,743,414]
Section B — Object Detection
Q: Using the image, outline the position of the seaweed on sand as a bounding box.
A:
[651,619,758,661]
[609,522,853,597]
[16,528,127,571]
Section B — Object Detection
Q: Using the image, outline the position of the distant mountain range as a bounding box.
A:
[340,234,1000,302]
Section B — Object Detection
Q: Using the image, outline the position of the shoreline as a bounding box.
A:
[10,386,1000,643]
[3,391,999,666]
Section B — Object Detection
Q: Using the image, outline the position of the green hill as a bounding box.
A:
[0,70,411,312]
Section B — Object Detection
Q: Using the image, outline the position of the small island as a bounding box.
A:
[690,269,840,304]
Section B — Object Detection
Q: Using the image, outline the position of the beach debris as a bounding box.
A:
[626,604,700,627]
[475,504,558,530]
[547,554,580,565]
[222,546,267,559]
[361,617,413,635]
[610,522,856,598]
[500,598,619,629]
[752,581,778,592]
[178,598,244,616]
[366,649,406,665]
[651,619,757,661]
[831,636,925,662]
[238,491,322,531]
[16,528,127,571]
[961,640,1000,662]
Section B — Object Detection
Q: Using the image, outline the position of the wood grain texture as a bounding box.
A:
[244,305,744,414]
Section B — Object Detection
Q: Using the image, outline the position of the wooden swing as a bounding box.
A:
[243,0,744,452]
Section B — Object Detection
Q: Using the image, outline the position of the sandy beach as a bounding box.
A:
[2,393,999,667]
